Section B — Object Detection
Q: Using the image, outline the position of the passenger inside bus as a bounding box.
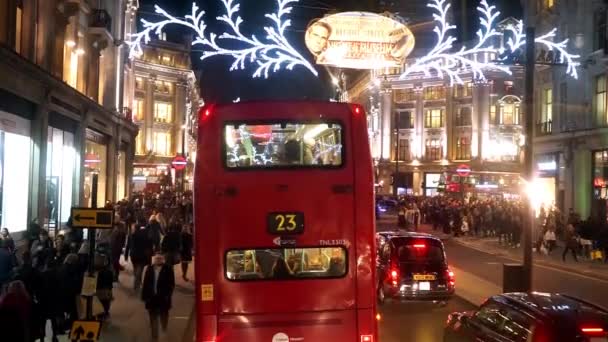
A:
[272,258,293,279]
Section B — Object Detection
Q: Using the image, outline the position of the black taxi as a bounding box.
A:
[376,231,455,304]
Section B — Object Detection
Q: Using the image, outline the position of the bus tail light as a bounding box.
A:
[581,326,604,336]
[350,104,363,115]
[390,268,399,286]
[360,334,373,342]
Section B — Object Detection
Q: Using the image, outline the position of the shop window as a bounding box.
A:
[154,102,172,123]
[133,98,144,121]
[395,88,416,102]
[454,107,472,126]
[84,140,107,208]
[595,75,607,126]
[395,111,414,129]
[46,128,76,230]
[455,137,471,160]
[424,109,444,128]
[153,131,172,156]
[0,113,32,232]
[116,151,126,200]
[425,139,442,161]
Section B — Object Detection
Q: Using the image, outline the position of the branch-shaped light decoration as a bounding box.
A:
[127,0,318,79]
[400,0,580,84]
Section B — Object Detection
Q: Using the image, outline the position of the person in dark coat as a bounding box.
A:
[0,240,16,291]
[26,220,42,250]
[180,224,193,282]
[563,224,579,262]
[10,251,38,298]
[0,280,32,342]
[35,255,62,342]
[161,219,181,267]
[110,219,128,281]
[30,229,54,270]
[142,253,175,341]
[126,219,154,291]
[94,254,114,320]
[0,228,15,254]
[58,254,82,329]
[147,215,163,252]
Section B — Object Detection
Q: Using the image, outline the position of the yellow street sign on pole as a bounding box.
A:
[70,320,101,341]
[71,208,114,229]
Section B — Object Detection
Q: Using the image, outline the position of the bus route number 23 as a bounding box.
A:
[267,212,304,235]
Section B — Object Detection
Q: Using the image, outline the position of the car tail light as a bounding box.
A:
[412,244,426,249]
[447,269,455,286]
[376,313,381,321]
[360,334,373,342]
[390,268,399,286]
[581,326,604,336]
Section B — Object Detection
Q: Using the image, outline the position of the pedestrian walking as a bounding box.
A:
[563,224,579,262]
[126,218,154,291]
[161,219,181,267]
[0,228,15,254]
[110,216,128,281]
[180,224,193,282]
[94,254,114,321]
[142,253,175,341]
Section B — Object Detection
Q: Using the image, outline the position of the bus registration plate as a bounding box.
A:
[267,212,304,235]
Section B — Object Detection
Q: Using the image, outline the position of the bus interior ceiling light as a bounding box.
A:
[303,124,329,140]
[398,0,580,86]
[126,0,318,79]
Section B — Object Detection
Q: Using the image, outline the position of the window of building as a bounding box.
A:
[84,139,107,208]
[454,107,472,126]
[424,109,444,128]
[455,82,473,98]
[595,9,607,51]
[395,88,416,102]
[455,137,471,160]
[15,5,22,53]
[153,131,172,156]
[135,77,144,90]
[135,131,145,155]
[542,88,553,124]
[133,98,144,121]
[397,139,412,161]
[396,111,414,129]
[154,102,172,123]
[163,82,173,94]
[595,75,607,125]
[425,139,442,161]
[424,86,446,100]
[545,0,555,9]
[560,82,567,124]
[161,54,172,65]
[490,105,497,124]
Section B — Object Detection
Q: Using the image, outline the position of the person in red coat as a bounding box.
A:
[141,253,175,341]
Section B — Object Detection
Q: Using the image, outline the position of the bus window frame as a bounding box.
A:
[224,245,349,282]
[221,119,347,171]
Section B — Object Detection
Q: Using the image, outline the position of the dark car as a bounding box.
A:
[376,232,455,304]
[444,292,608,342]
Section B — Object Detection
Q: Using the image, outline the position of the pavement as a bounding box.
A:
[48,257,196,342]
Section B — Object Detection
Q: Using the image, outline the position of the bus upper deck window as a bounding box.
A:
[224,122,343,168]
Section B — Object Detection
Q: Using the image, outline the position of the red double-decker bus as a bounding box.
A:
[194,101,377,342]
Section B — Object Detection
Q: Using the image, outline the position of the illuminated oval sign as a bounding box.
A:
[305,12,415,69]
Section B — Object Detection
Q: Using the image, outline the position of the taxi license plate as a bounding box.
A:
[413,274,436,281]
[418,282,431,291]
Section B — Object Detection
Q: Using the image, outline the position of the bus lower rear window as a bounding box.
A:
[225,247,347,280]
[224,122,343,168]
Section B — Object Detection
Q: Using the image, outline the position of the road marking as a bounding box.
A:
[452,239,608,285]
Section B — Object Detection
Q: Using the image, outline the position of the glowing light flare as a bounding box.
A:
[400,0,580,85]
[127,0,318,79]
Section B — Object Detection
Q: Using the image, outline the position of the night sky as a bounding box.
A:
[137,0,522,103]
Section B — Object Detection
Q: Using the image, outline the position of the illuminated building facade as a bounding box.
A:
[0,0,139,236]
[131,39,199,192]
[530,0,608,218]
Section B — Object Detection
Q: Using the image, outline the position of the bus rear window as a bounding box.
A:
[224,122,343,168]
[225,247,347,280]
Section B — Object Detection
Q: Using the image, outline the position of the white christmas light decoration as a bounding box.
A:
[400,0,580,84]
[127,0,318,79]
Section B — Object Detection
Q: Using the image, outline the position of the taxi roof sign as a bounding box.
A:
[70,320,101,341]
[71,208,114,229]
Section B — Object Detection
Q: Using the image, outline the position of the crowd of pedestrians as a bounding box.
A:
[0,189,194,342]
[384,194,608,264]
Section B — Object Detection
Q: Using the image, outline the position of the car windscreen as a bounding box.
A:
[225,247,347,281]
[393,238,445,263]
[224,122,343,168]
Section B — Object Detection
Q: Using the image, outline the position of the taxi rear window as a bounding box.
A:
[394,238,445,263]
[225,247,347,281]
[224,122,343,168]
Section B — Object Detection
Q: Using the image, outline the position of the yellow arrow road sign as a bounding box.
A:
[71,208,114,229]
[70,320,101,341]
